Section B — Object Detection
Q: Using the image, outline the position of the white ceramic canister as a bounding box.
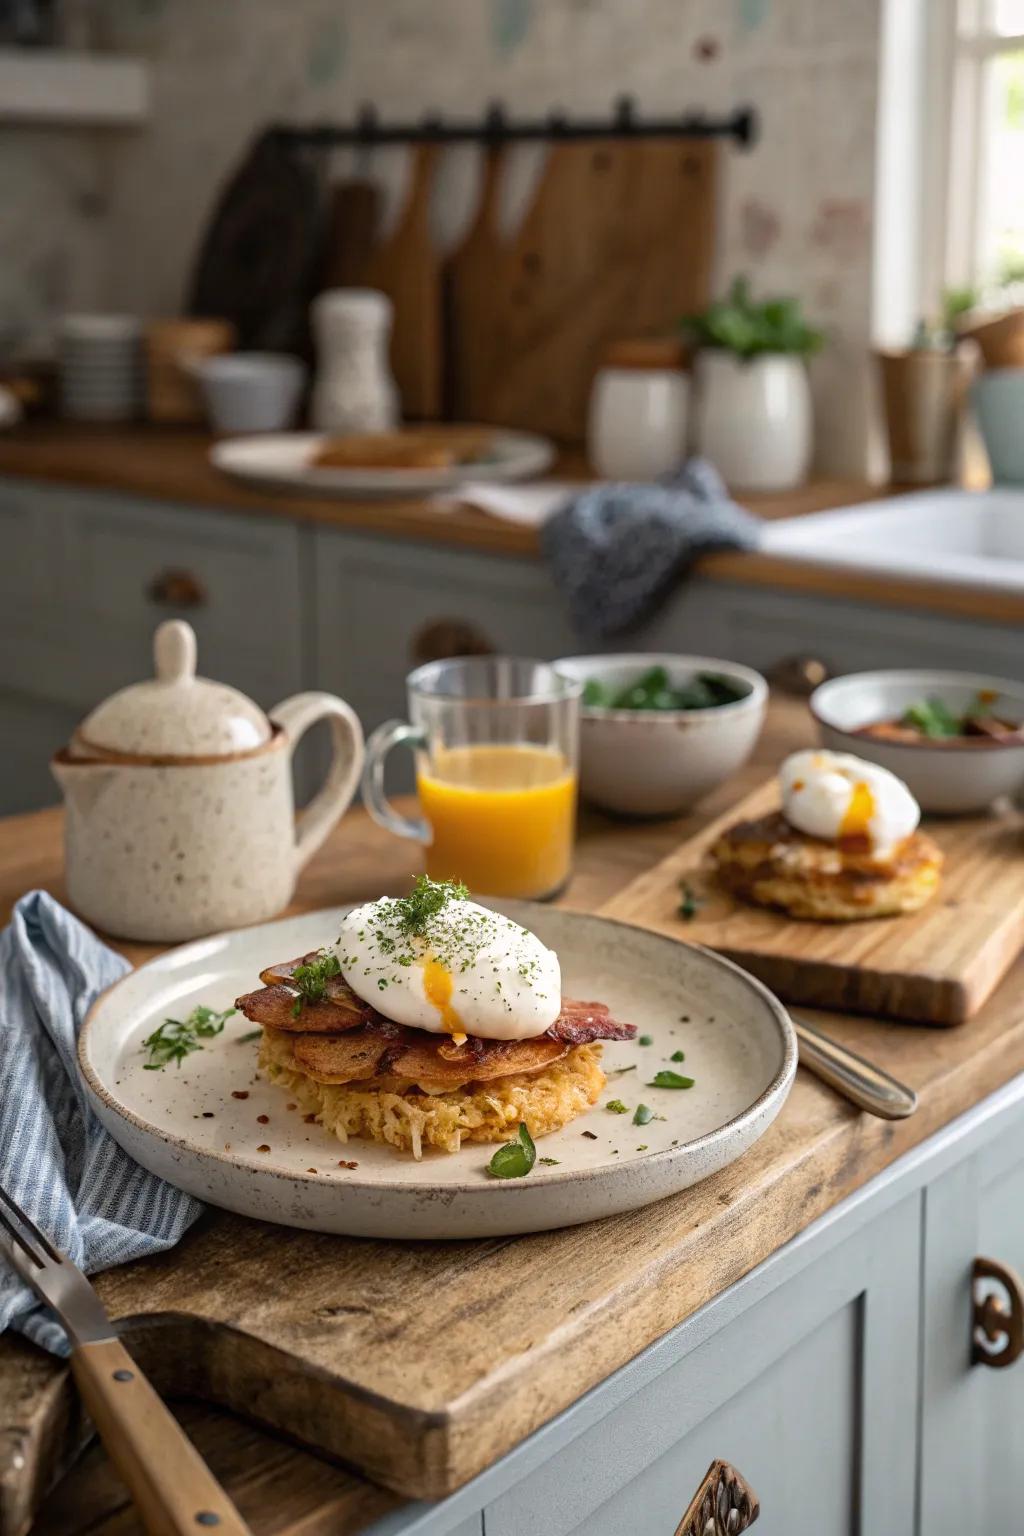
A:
[310,288,400,434]
[587,338,690,480]
[51,621,364,942]
[692,350,812,492]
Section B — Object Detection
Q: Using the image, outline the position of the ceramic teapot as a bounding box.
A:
[52,621,364,941]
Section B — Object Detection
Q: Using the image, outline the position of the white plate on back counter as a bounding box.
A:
[210,429,555,499]
[78,903,796,1239]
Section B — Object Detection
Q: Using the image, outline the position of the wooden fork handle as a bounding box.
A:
[69,1336,253,1536]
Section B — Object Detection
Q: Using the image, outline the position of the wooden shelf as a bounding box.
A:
[0,48,149,126]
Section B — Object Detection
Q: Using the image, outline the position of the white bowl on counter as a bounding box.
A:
[194,352,307,435]
[553,653,768,817]
[810,669,1024,814]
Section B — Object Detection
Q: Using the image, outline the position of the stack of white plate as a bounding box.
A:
[59,314,143,422]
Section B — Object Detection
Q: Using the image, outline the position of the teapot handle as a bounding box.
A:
[269,693,365,875]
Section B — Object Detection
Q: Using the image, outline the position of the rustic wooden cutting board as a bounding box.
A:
[323,144,443,420]
[445,137,716,441]
[604,779,1024,1025]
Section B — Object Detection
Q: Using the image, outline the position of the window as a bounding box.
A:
[947,0,1024,291]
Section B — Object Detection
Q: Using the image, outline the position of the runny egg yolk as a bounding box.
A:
[422,957,467,1045]
[840,780,875,841]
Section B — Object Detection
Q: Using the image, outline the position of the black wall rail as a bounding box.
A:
[271,96,758,151]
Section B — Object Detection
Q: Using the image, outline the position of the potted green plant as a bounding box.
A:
[683,276,824,492]
[876,287,977,485]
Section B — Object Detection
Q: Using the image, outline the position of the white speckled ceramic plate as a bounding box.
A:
[209,430,554,499]
[79,904,796,1238]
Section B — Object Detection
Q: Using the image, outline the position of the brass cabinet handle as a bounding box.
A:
[766,654,832,697]
[146,569,207,608]
[410,618,495,666]
[673,1459,759,1535]
[972,1256,1024,1368]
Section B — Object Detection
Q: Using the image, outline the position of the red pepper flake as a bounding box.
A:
[303,1113,318,1124]
[202,1111,214,1119]
[338,1160,359,1169]
[306,1167,318,1174]
[231,1090,249,1100]
[256,1144,271,1153]
[286,1102,297,1111]
[256,1114,269,1125]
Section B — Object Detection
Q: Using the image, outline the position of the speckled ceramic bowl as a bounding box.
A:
[553,654,768,817]
[79,902,796,1239]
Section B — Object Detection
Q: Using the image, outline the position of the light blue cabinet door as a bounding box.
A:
[920,1110,1024,1535]
[311,528,578,738]
[484,1196,920,1536]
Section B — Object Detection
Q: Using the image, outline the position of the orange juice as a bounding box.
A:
[417,743,576,898]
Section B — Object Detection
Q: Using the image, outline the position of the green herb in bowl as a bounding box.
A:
[583,667,747,713]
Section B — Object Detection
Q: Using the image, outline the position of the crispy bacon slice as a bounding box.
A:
[549,1000,636,1045]
[239,961,637,1049]
[288,1027,568,1088]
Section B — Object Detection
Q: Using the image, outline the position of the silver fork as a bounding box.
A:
[0,1183,252,1536]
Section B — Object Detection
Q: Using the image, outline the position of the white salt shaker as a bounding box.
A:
[587,338,690,480]
[310,288,400,433]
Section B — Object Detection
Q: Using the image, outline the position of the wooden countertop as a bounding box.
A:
[9,694,1024,1534]
[3,421,1003,623]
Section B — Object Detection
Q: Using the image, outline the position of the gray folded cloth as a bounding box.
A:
[540,458,759,638]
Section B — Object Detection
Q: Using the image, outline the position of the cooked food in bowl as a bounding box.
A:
[711,749,943,920]
[313,426,494,471]
[856,690,1024,746]
[582,666,747,713]
[236,877,635,1158]
[554,654,767,817]
[810,669,1024,814]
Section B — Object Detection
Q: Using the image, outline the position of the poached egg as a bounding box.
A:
[333,891,561,1043]
[780,749,920,856]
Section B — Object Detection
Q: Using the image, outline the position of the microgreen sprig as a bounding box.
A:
[141,1005,235,1070]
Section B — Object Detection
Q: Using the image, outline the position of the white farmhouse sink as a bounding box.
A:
[760,488,1024,595]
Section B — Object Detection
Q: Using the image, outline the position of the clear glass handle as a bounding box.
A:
[362,720,430,843]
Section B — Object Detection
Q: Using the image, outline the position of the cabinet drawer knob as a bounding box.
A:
[673,1458,759,1535]
[410,618,495,667]
[972,1256,1024,1368]
[147,569,207,609]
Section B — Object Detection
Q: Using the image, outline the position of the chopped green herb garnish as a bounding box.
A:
[901,697,964,739]
[237,1029,262,1044]
[391,874,470,936]
[606,1098,629,1114]
[290,951,341,1015]
[142,1005,236,1070]
[633,1103,654,1126]
[608,1064,637,1076]
[487,1121,537,1179]
[678,882,702,921]
[670,1049,686,1062]
[648,1070,695,1089]
[539,1156,560,1166]
[638,1034,653,1046]
[636,1144,648,1152]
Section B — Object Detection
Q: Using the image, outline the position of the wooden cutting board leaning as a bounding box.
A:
[444,137,716,440]
[606,778,1024,1025]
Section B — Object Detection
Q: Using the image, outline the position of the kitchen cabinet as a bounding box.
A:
[361,1080,1024,1536]
[3,477,1023,819]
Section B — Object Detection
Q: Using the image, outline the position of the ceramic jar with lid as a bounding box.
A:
[310,288,400,433]
[587,338,690,480]
[51,621,364,941]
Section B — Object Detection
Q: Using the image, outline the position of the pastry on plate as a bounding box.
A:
[236,877,635,1157]
[312,426,494,471]
[711,749,942,921]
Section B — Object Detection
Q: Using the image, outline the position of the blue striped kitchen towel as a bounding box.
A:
[0,890,203,1355]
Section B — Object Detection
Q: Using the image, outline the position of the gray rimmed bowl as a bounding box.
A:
[553,653,768,817]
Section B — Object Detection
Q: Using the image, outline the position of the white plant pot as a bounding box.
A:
[694,351,813,492]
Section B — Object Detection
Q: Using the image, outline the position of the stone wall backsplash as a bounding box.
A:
[5,0,882,474]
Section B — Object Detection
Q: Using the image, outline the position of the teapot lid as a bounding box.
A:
[75,621,272,759]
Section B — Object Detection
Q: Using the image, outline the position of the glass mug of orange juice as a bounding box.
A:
[362,657,581,899]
